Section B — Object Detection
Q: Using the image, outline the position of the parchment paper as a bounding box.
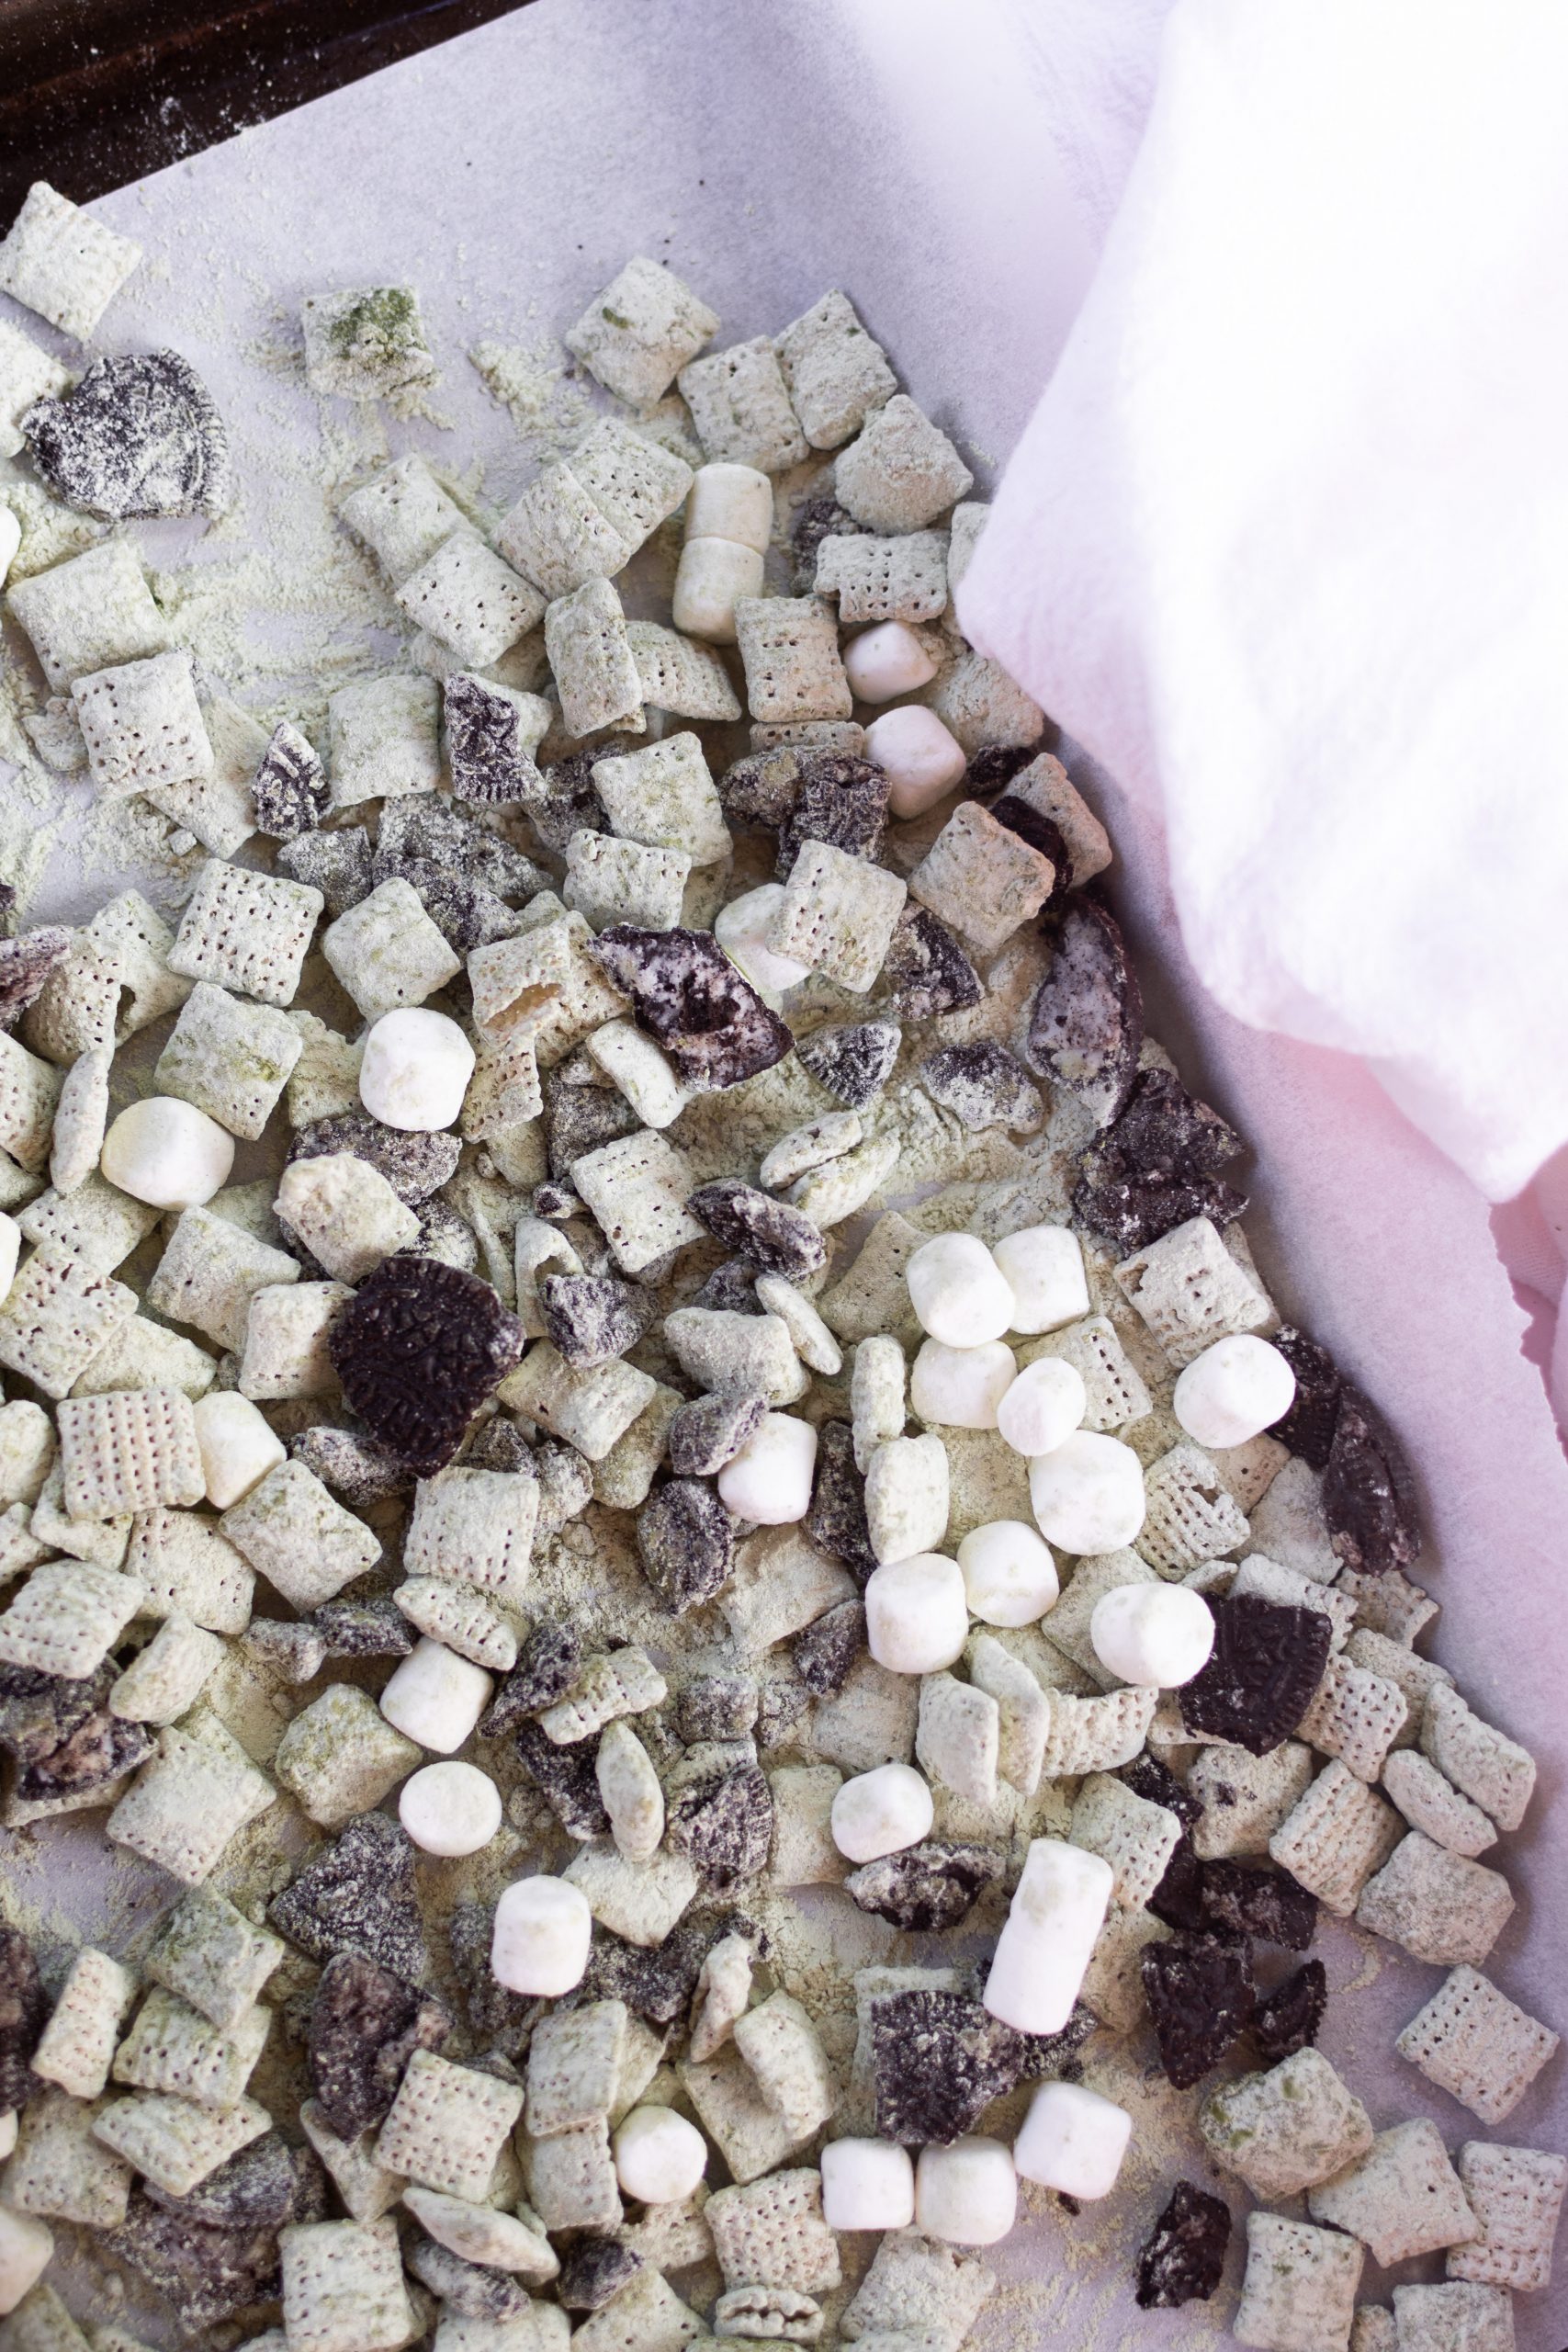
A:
[10,0,1565,2335]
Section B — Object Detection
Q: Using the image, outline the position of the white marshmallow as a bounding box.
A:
[491,1875,592,1997]
[714,883,811,1002]
[820,2138,916,2232]
[910,1337,1016,1430]
[1029,1431,1146,1554]
[685,461,773,553]
[1173,1334,1297,1450]
[0,2200,54,2315]
[191,1392,288,1510]
[358,1007,475,1132]
[399,1760,502,1856]
[984,1838,1114,2035]
[906,1232,1015,1348]
[100,1095,234,1210]
[864,1552,969,1675]
[379,1637,493,1754]
[842,621,940,706]
[1013,2080,1132,2200]
[914,2138,1018,2247]
[995,1356,1087,1457]
[672,537,766,643]
[863,704,967,818]
[990,1225,1090,1334]
[957,1520,1060,1627]
[1089,1582,1215,1688]
[830,1761,934,1863]
[613,2105,708,2204]
[716,1412,817,1525]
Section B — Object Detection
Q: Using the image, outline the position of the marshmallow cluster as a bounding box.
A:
[673,461,770,640]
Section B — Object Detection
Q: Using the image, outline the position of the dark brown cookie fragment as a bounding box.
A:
[0,926,72,1031]
[637,1479,736,1614]
[24,350,231,518]
[879,906,982,1019]
[1323,1387,1420,1575]
[12,1700,154,1805]
[844,1839,1001,1932]
[270,1812,429,1984]
[377,793,545,904]
[668,1390,768,1477]
[964,741,1041,797]
[988,795,1071,905]
[142,2134,310,2232]
[406,2234,536,2321]
[525,747,617,851]
[546,1076,641,1176]
[395,859,523,956]
[531,1179,581,1222]
[1072,1067,1247,1250]
[791,1598,865,1696]
[329,1256,525,1476]
[107,2192,284,2332]
[1147,1835,1211,1935]
[719,746,806,831]
[277,824,373,916]
[0,1660,112,1767]
[869,1990,1023,2144]
[308,1951,450,2139]
[579,1919,713,2026]
[288,1425,414,1507]
[1250,1958,1327,2062]
[677,1675,760,1744]
[558,2236,643,2311]
[1121,1751,1202,1831]
[1010,2004,1100,2083]
[1266,1326,1346,1467]
[666,1759,773,1885]
[690,1256,761,1313]
[1025,899,1143,1126]
[513,1720,610,1841]
[1178,1595,1332,1757]
[448,1901,541,2057]
[775,755,889,876]
[480,1623,583,1737]
[311,1595,416,1658]
[1141,1932,1257,2090]
[251,721,328,840]
[688,1178,828,1280]
[1201,1861,1316,1951]
[806,1420,876,1577]
[919,1041,1043,1132]
[289,1111,461,1204]
[592,925,793,1091]
[0,1926,48,2110]
[789,488,858,590]
[445,673,541,804]
[1135,2180,1233,2309]
[795,1019,901,1108]
[540,1273,646,1367]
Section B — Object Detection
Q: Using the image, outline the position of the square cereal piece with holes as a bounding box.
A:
[564,831,691,932]
[1231,1554,1355,1645]
[153,983,302,1141]
[1006,751,1112,888]
[570,2268,701,2352]
[946,497,987,591]
[768,1763,845,1886]
[592,732,730,865]
[0,1552,142,1683]
[1296,1655,1406,1781]
[1139,1442,1252,1576]
[0,1035,63,1170]
[626,620,742,722]
[73,651,212,800]
[28,1467,130,1577]
[1392,2284,1515,2352]
[6,2088,132,2228]
[1449,2140,1568,2291]
[839,2226,995,2346]
[18,1176,158,1274]
[570,415,694,548]
[376,2050,524,2200]
[220,1457,380,1611]
[834,394,973,533]
[544,575,645,739]
[815,528,949,625]
[239,1279,350,1402]
[930,648,1044,752]
[1269,1758,1404,1916]
[32,1948,136,2099]
[8,538,167,690]
[1235,2213,1362,2352]
[0,314,70,458]
[299,2099,405,2225]
[1382,1748,1497,1858]
[525,2116,622,2233]
[500,1341,656,1463]
[92,2087,270,2194]
[525,2001,627,2137]
[146,1205,299,1353]
[394,531,544,668]
[1309,2119,1478,2266]
[773,290,897,451]
[1200,2048,1373,2200]
[108,1610,222,1723]
[144,684,265,859]
[732,1995,836,2141]
[1189,1739,1314,1859]
[496,456,635,603]
[909,801,1055,958]
[682,2047,803,2186]
[0,1242,137,1397]
[1070,1771,1184,1908]
[734,596,853,724]
[564,255,718,406]
[24,889,190,1067]
[112,1984,269,2111]
[707,2167,840,2295]
[326,673,441,811]
[57,1387,204,1519]
[769,839,907,994]
[168,859,321,1008]
[1041,1686,1157,1777]
[273,1681,422,1826]
[462,1012,543,1141]
[562,1844,694,1948]
[287,1011,365,1127]
[125,1510,254,1636]
[143,1885,283,2030]
[570,1128,704,1274]
[321,876,462,1020]
[1078,1903,1170,2033]
[1397,1965,1560,2128]
[0,181,141,340]
[301,285,434,401]
[107,1714,275,1884]
[679,336,807,472]
[1356,1833,1515,1968]
[1115,1216,1278,1368]
[339,452,469,579]
[969,1633,1050,1793]
[403,1464,537,1611]
[280,2216,413,2352]
[469,908,628,1068]
[1421,1683,1537,1833]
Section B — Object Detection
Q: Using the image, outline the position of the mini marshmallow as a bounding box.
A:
[1029,1432,1146,1555]
[910,1337,1016,1430]
[984,1838,1114,2035]
[491,1875,592,1997]
[830,1761,935,1862]
[915,2137,1018,2247]
[100,1096,235,1210]
[613,2104,709,2204]
[990,1225,1089,1334]
[843,622,940,706]
[714,883,811,1001]
[379,1636,493,1754]
[1013,2081,1132,2200]
[1090,1582,1216,1689]
[358,1008,475,1133]
[906,1232,1015,1348]
[191,1391,287,1510]
[864,1552,969,1674]
[863,704,967,818]
[686,461,773,552]
[957,1520,1060,1627]
[821,2138,917,2233]
[1173,1334,1298,1450]
[716,1412,818,1525]
[399,1760,502,1856]
[672,538,765,643]
[996,1357,1087,1457]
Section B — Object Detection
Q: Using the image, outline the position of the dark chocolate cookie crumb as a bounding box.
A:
[13,1699,154,1804]
[964,741,1041,797]
[546,1075,641,1176]
[795,1018,902,1108]
[539,1272,647,1367]
[879,905,983,1019]
[448,1901,542,2056]
[688,1177,828,1280]
[666,1758,773,1885]
[668,1389,768,1477]
[1141,1932,1257,2090]
[480,1623,583,1737]
[513,1719,609,1840]
[791,1598,865,1696]
[1323,1386,1421,1575]
[0,1925,48,2111]
[1201,1860,1316,1951]
[1250,1957,1328,2062]
[677,1674,760,1744]
[308,1950,450,2140]
[328,1255,525,1476]
[592,925,794,1092]
[288,1111,461,1205]
[269,1811,429,1984]
[106,2192,283,2333]
[1134,2180,1233,2309]
[789,488,858,590]
[251,720,328,840]
[1122,1751,1202,1831]
[775,754,890,876]
[24,350,231,519]
[719,746,806,831]
[844,1838,1001,1931]
[1073,1066,1247,1250]
[142,2133,307,2233]
[1179,1595,1333,1756]
[406,2233,536,2321]
[277,824,373,917]
[445,673,543,805]
[869,1989,1023,2144]
[806,1420,876,1577]
[558,2235,643,2311]
[1025,899,1143,1127]
[919,1040,1043,1132]
[579,1919,711,2026]
[988,795,1071,905]
[288,1424,414,1507]
[690,1256,761,1313]
[377,792,545,903]
[310,1594,415,1659]
[637,1478,737,1615]
[0,1660,112,1767]
[0,926,72,1032]
[1266,1326,1346,1468]
[1147,1835,1212,1934]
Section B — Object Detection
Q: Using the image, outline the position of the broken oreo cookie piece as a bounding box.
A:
[667,1389,768,1478]
[791,1598,865,1697]
[269,1810,429,1984]
[688,1177,828,1281]
[277,823,373,916]
[289,1112,460,1204]
[1134,2180,1232,2309]
[1250,1958,1327,2062]
[789,487,858,591]
[444,673,541,805]
[919,1040,1043,1133]
[0,1925,48,2111]
[1072,1066,1248,1251]
[1265,1325,1346,1468]
[0,926,72,1033]
[1179,1594,1332,1757]
[666,1759,773,1886]
[251,720,328,841]
[24,350,232,519]
[880,905,982,1019]
[479,1623,582,1737]
[1201,1860,1316,1951]
[637,1478,736,1615]
[592,925,793,1091]
[1025,899,1143,1127]
[844,1838,1001,1932]
[328,1254,525,1476]
[1323,1385,1421,1575]
[869,1989,1023,2145]
[775,754,890,876]
[806,1420,876,1577]
[1141,1931,1256,2090]
[513,1720,610,1841]
[308,1949,450,2140]
[540,1272,646,1368]
[795,1018,901,1109]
